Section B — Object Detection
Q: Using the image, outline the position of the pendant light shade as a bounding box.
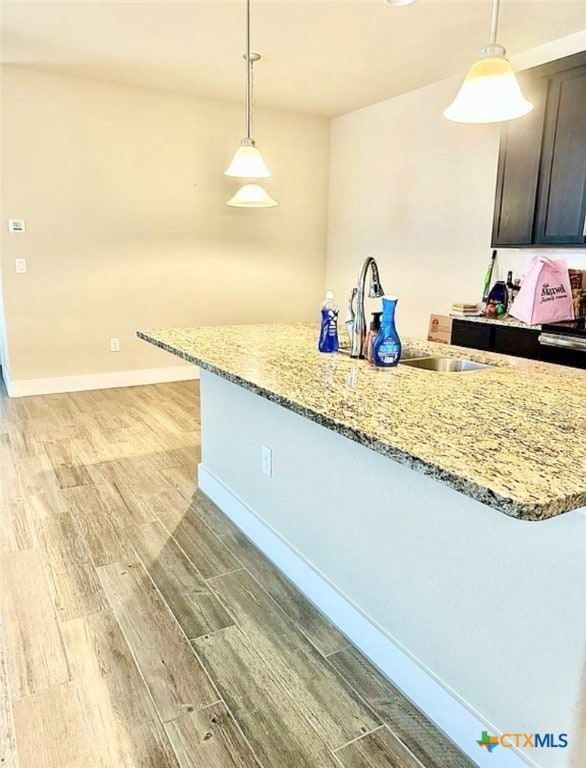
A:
[225,0,277,207]
[444,0,533,124]
[227,183,278,208]
[225,138,271,178]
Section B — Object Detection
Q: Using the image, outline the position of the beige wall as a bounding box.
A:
[326,32,586,340]
[0,66,329,384]
[0,269,10,383]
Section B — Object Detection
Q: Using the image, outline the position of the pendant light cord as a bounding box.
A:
[246,0,252,140]
[489,0,500,45]
[250,55,255,139]
[243,0,260,140]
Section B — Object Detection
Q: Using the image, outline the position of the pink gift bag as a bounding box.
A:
[509,256,574,325]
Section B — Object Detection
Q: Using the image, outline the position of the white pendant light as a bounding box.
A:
[226,183,278,208]
[225,1,277,207]
[225,137,270,178]
[444,0,533,124]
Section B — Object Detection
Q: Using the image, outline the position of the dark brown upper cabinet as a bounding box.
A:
[492,51,586,248]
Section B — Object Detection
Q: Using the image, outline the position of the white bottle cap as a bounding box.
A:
[326,290,334,300]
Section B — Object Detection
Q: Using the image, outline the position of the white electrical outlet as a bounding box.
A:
[15,258,27,274]
[110,337,120,352]
[261,445,272,477]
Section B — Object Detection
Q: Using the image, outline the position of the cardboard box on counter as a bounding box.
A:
[569,270,586,317]
[568,269,584,290]
[427,314,452,344]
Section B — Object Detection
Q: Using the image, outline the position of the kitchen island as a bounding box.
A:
[139,323,585,768]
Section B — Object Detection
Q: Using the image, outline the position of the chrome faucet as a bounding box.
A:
[349,256,385,358]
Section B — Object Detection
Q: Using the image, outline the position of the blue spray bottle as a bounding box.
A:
[372,295,401,367]
[318,291,339,353]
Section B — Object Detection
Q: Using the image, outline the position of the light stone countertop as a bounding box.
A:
[138,323,586,521]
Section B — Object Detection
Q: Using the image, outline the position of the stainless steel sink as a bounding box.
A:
[400,348,432,360]
[336,346,431,360]
[400,356,492,372]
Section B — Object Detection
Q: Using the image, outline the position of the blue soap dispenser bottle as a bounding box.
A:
[318,291,339,353]
[372,295,401,367]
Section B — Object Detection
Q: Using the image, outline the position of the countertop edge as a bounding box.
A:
[137,330,581,522]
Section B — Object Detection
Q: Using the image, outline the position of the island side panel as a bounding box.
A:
[198,369,585,768]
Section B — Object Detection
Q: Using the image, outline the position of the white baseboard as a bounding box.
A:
[199,464,531,768]
[7,365,199,397]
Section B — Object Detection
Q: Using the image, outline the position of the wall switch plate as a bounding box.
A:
[110,338,120,352]
[8,219,25,233]
[15,258,27,274]
[261,445,272,477]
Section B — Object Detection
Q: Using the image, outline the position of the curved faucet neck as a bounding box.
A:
[350,256,385,358]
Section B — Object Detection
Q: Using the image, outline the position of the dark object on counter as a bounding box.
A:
[481,250,497,302]
[506,271,522,306]
[506,271,515,307]
[366,311,382,363]
[485,280,508,316]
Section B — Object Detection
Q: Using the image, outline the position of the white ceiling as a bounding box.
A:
[1,1,585,117]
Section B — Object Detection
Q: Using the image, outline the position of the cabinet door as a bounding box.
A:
[534,63,586,245]
[493,326,541,360]
[450,320,494,350]
[491,77,548,247]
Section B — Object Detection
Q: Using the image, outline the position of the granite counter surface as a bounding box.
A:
[138,323,586,521]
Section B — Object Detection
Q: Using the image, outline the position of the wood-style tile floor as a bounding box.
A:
[0,380,474,768]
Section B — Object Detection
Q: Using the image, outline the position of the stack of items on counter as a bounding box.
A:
[450,302,481,317]
[569,270,586,317]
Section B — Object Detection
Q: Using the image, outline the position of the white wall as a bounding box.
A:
[0,67,330,389]
[200,371,585,768]
[326,32,586,339]
[0,269,11,388]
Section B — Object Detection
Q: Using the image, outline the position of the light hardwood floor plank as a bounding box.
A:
[15,397,75,443]
[193,626,340,768]
[221,527,349,657]
[97,558,219,722]
[334,726,424,768]
[62,609,181,768]
[0,499,36,553]
[65,484,135,566]
[134,486,195,530]
[1,549,70,698]
[156,505,239,579]
[12,681,96,768]
[133,520,235,639]
[327,647,474,768]
[190,491,240,537]
[0,434,22,506]
[88,458,177,525]
[0,639,17,768]
[159,463,197,501]
[6,413,45,460]
[35,512,104,621]
[15,454,63,507]
[43,438,94,489]
[165,701,262,768]
[208,569,379,750]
